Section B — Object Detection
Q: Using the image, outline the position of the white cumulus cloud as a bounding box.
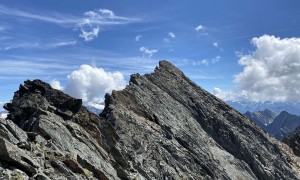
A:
[50,79,63,90]
[0,113,7,119]
[87,97,105,110]
[139,47,158,57]
[64,65,126,102]
[215,35,300,102]
[213,88,249,102]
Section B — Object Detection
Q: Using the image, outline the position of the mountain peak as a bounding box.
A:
[1,61,300,179]
[158,60,174,68]
[279,110,291,116]
[105,60,299,179]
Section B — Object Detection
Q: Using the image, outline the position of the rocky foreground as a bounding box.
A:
[1,60,300,179]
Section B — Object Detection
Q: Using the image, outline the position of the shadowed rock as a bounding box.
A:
[283,126,300,157]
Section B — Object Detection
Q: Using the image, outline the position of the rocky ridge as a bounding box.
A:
[0,60,299,179]
[101,61,300,179]
[1,80,135,179]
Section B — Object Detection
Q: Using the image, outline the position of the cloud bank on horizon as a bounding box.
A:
[214,35,300,102]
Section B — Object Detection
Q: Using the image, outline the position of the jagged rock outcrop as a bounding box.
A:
[244,109,276,130]
[1,61,300,179]
[283,126,300,156]
[1,80,136,179]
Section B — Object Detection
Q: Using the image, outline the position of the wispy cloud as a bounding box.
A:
[187,74,225,80]
[139,47,158,57]
[168,32,175,38]
[184,59,209,66]
[0,39,77,51]
[0,60,77,78]
[198,59,209,66]
[50,40,77,47]
[0,5,140,41]
[0,48,159,80]
[163,38,170,43]
[135,35,142,41]
[182,56,221,67]
[2,42,40,51]
[0,25,8,31]
[163,32,175,43]
[213,42,223,51]
[194,25,205,31]
[78,8,139,41]
[211,56,221,63]
[0,5,79,25]
[79,26,100,41]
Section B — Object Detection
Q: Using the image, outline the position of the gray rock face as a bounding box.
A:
[1,80,133,179]
[101,61,300,179]
[283,126,300,156]
[1,61,300,179]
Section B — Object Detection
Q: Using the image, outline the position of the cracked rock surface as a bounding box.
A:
[1,60,299,179]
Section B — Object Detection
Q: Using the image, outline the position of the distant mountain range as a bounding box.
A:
[227,100,300,115]
[245,109,300,140]
[267,111,300,140]
[244,109,276,130]
[84,103,104,115]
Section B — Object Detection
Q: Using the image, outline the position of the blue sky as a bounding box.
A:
[1,0,300,105]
